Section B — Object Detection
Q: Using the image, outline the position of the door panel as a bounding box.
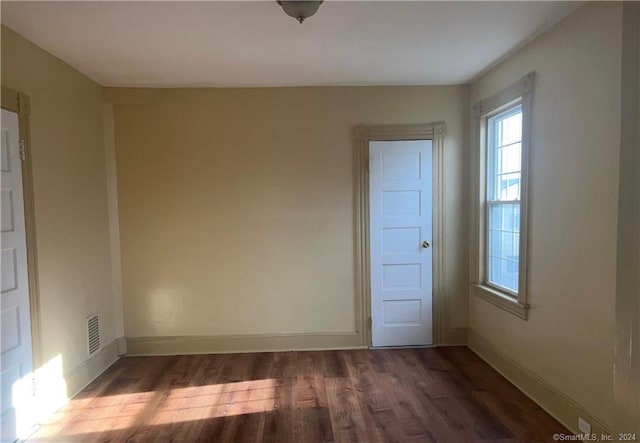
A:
[370,140,432,347]
[1,109,34,442]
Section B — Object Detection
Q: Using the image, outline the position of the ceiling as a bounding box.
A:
[1,1,582,87]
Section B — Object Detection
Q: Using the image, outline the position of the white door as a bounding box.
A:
[369,140,433,347]
[1,109,34,442]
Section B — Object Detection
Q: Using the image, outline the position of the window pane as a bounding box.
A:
[498,112,522,146]
[489,204,503,230]
[487,105,523,202]
[502,203,520,231]
[498,172,520,200]
[500,143,521,174]
[489,257,518,293]
[488,230,517,260]
[488,202,520,294]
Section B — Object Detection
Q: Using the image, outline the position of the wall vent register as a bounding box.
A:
[87,314,100,355]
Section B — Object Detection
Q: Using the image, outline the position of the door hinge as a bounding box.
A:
[368,316,372,330]
[19,140,26,160]
[32,376,38,398]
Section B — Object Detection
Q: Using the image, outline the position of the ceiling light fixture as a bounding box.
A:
[277,1,324,24]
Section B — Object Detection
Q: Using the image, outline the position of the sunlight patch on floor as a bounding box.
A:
[32,378,281,439]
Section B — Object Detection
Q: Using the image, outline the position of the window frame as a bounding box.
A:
[472,72,534,319]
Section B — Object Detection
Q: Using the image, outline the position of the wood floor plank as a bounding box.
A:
[262,409,297,443]
[296,373,328,409]
[296,407,334,442]
[322,351,348,379]
[27,347,570,442]
[342,350,402,442]
[325,376,379,443]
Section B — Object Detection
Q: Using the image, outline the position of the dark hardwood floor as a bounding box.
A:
[29,347,568,442]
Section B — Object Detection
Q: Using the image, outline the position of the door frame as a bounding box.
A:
[1,87,43,369]
[354,123,446,347]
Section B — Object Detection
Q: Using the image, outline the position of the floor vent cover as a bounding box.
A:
[87,314,100,355]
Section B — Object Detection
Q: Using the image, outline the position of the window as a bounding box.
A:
[473,73,534,319]
[486,105,522,294]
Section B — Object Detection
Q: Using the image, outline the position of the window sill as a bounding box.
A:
[473,284,529,320]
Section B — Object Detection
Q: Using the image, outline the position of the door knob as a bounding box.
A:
[422,241,430,249]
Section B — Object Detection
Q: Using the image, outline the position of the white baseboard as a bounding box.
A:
[64,339,120,398]
[468,329,611,436]
[126,331,366,356]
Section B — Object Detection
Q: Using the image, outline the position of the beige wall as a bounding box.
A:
[1,26,118,386]
[614,1,640,435]
[469,2,621,428]
[109,85,469,344]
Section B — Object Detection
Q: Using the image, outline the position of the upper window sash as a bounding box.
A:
[486,104,523,203]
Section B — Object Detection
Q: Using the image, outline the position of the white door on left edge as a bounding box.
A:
[1,109,34,442]
[369,140,432,347]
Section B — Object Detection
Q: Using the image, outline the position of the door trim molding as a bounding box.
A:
[353,123,447,346]
[1,87,43,369]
